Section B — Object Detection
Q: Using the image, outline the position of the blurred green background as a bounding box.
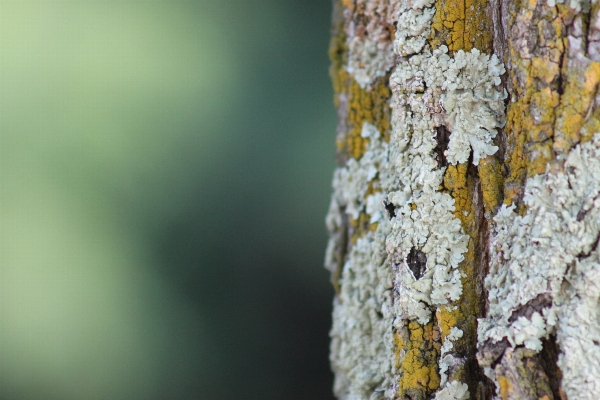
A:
[0,1,336,399]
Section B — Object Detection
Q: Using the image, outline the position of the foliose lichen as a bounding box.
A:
[390,45,506,166]
[327,0,508,398]
[479,133,600,399]
[434,380,470,400]
[345,0,401,89]
[327,123,396,399]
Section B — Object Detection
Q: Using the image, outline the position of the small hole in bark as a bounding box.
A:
[434,125,451,168]
[407,247,427,280]
[383,200,397,219]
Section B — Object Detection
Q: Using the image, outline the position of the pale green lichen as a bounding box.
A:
[329,227,396,399]
[442,49,505,165]
[388,3,502,397]
[434,380,470,400]
[328,123,389,222]
[327,1,507,398]
[394,2,436,56]
[391,45,505,165]
[327,123,396,399]
[479,133,600,400]
[345,0,400,88]
[387,54,470,324]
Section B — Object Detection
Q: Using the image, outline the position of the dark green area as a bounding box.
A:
[0,1,336,399]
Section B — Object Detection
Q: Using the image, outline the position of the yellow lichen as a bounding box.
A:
[418,3,498,390]
[328,0,392,248]
[397,320,441,398]
[526,141,553,176]
[498,376,512,399]
[429,0,492,53]
[329,0,392,161]
[437,306,459,339]
[478,155,505,215]
[349,213,373,244]
[553,61,600,153]
[441,159,488,388]
[342,78,392,159]
[580,105,600,144]
[502,0,567,206]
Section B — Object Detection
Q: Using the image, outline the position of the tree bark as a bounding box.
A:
[325,1,600,399]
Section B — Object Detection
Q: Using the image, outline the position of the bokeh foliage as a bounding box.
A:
[0,1,336,399]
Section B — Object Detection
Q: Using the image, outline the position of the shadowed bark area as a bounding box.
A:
[327,0,599,399]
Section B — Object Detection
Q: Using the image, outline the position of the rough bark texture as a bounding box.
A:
[325,1,600,399]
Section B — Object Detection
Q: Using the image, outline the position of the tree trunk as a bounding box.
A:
[324,1,600,399]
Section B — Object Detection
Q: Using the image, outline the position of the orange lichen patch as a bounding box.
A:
[342,0,354,10]
[442,163,474,253]
[394,330,405,371]
[342,78,392,159]
[528,87,559,143]
[429,0,492,53]
[501,0,566,207]
[437,306,460,339]
[498,376,512,399]
[531,56,560,84]
[443,163,467,193]
[396,320,441,398]
[526,141,553,176]
[503,119,527,209]
[329,0,392,161]
[580,105,600,144]
[349,213,374,243]
[553,61,600,153]
[478,155,505,215]
[330,69,392,160]
[439,160,486,390]
[329,0,347,107]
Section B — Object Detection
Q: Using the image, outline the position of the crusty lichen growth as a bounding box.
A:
[396,320,442,399]
[329,1,393,162]
[478,155,505,215]
[476,1,600,398]
[326,123,399,399]
[441,159,494,397]
[479,134,600,400]
[344,77,393,160]
[327,1,508,399]
[425,1,505,397]
[328,1,600,400]
[501,0,563,207]
[344,0,399,88]
[492,347,556,400]
[429,0,493,53]
[499,0,593,207]
[387,2,507,397]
